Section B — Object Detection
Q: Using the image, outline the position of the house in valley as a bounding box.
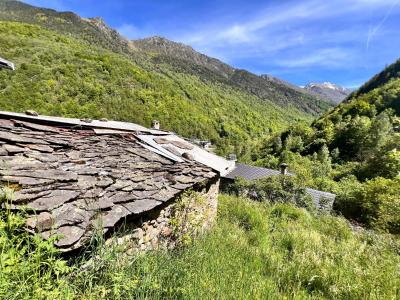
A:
[221,163,336,210]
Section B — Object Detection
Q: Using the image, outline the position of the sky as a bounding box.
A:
[23,0,400,88]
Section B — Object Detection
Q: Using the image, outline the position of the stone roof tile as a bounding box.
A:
[0,117,218,251]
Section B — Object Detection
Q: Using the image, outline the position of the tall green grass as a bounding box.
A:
[1,194,400,299]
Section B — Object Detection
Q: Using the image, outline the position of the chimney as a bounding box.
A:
[151,120,160,130]
[280,163,288,175]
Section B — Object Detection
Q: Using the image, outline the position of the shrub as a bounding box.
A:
[232,175,313,209]
[0,188,72,299]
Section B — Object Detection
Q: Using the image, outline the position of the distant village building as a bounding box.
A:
[0,56,15,70]
[221,163,335,210]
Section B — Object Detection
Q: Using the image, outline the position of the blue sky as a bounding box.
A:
[23,0,400,88]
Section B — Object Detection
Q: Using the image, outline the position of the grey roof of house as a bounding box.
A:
[0,111,236,174]
[223,163,286,180]
[0,116,217,252]
[0,57,15,70]
[223,163,335,210]
[306,188,335,210]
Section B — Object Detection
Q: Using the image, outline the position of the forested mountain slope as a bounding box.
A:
[315,59,400,128]
[0,21,309,157]
[0,0,337,157]
[132,36,334,115]
[252,59,400,233]
[0,0,333,116]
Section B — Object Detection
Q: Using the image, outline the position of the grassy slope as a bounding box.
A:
[0,21,311,156]
[2,195,399,299]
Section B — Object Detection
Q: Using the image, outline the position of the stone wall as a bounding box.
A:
[105,178,219,254]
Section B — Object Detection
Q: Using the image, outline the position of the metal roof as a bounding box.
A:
[137,134,235,175]
[0,57,15,70]
[223,163,335,210]
[306,188,336,210]
[223,163,288,180]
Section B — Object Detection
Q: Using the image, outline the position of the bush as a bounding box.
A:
[0,189,72,299]
[335,176,400,233]
[232,175,313,209]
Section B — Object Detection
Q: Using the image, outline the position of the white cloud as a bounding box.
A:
[366,0,400,50]
[117,24,142,39]
[275,48,353,68]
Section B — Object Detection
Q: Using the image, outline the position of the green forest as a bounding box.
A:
[250,59,400,234]
[0,21,307,157]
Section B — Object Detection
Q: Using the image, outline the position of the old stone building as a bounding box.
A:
[0,110,336,253]
[0,111,221,252]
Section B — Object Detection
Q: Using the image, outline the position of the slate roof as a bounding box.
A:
[224,163,283,180]
[223,163,335,210]
[0,116,217,252]
[306,188,335,210]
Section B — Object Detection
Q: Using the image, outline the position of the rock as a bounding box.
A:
[27,190,80,211]
[123,199,161,214]
[52,204,91,228]
[24,144,54,153]
[26,212,54,231]
[3,176,54,186]
[100,118,108,122]
[25,110,39,116]
[3,169,78,182]
[3,144,26,154]
[95,178,113,188]
[0,131,49,145]
[13,120,59,133]
[171,140,194,150]
[55,225,85,247]
[132,228,144,240]
[100,205,130,228]
[0,148,7,156]
[153,137,169,144]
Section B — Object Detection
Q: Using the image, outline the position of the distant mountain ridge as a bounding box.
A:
[304,82,352,104]
[132,36,334,115]
[0,0,337,157]
[131,36,234,79]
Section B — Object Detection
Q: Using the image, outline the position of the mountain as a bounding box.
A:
[304,82,352,104]
[132,36,334,115]
[0,0,334,158]
[316,59,400,127]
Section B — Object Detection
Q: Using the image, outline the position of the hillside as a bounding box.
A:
[251,59,400,233]
[0,0,334,117]
[304,82,351,104]
[2,194,400,299]
[0,0,336,157]
[1,21,307,157]
[132,37,334,115]
[314,59,400,128]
